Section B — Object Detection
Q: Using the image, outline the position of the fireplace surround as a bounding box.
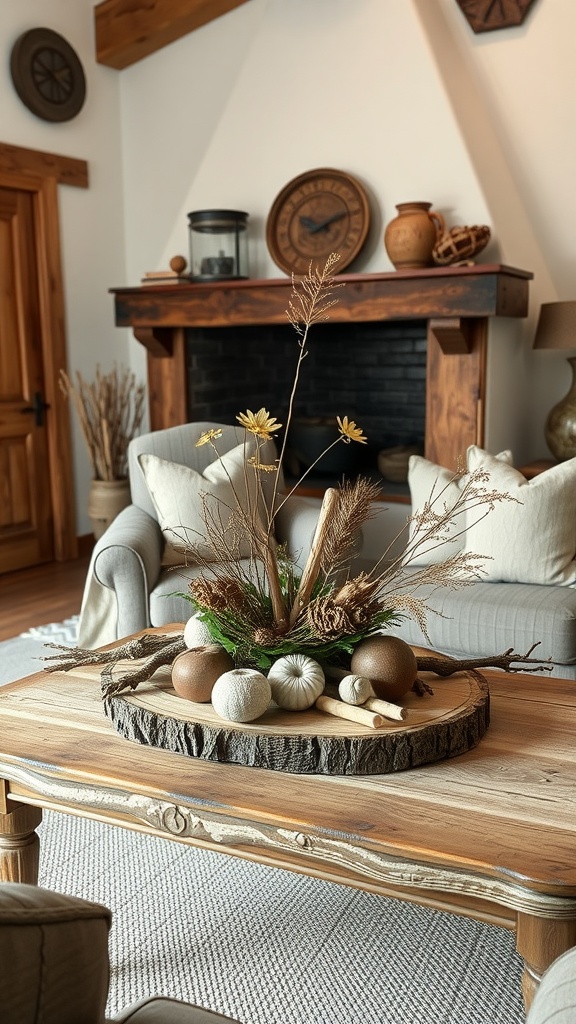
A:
[110,264,531,490]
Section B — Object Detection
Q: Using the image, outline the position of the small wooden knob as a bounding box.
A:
[169,255,187,274]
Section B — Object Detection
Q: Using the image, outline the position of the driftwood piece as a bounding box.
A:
[324,680,406,722]
[100,638,187,699]
[414,643,553,677]
[289,488,339,627]
[40,631,187,700]
[41,632,183,672]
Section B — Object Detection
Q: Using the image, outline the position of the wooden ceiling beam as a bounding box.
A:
[95,0,250,69]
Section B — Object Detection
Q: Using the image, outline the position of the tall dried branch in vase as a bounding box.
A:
[173,254,514,671]
[60,365,146,481]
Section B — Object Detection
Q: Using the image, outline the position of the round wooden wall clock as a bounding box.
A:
[10,28,86,123]
[266,168,371,276]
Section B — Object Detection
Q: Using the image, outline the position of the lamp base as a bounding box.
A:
[545,356,576,461]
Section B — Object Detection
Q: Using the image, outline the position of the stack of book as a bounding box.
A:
[140,269,190,286]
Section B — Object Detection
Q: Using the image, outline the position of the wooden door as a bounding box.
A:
[0,185,54,572]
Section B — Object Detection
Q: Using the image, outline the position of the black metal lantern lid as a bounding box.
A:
[187,209,248,233]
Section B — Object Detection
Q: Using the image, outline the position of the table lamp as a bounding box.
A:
[533,301,576,460]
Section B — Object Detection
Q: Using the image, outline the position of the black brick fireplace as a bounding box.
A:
[185,319,427,475]
[114,264,532,478]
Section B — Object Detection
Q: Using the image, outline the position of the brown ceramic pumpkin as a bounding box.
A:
[171,645,233,703]
[350,635,417,701]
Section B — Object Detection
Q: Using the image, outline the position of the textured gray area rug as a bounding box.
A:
[1,616,80,685]
[3,623,525,1023]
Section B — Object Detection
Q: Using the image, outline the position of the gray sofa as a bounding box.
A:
[79,424,576,679]
[352,499,576,679]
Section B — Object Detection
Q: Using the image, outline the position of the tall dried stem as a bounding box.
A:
[60,366,145,480]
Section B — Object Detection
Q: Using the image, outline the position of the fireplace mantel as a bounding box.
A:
[111,264,532,469]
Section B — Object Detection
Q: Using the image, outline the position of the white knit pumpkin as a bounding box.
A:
[211,668,271,723]
[268,654,325,711]
[183,613,214,650]
[338,674,374,706]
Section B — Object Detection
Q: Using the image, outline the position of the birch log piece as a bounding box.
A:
[363,696,407,722]
[330,680,407,722]
[315,694,384,730]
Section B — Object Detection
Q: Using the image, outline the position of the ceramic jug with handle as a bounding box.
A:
[384,202,445,270]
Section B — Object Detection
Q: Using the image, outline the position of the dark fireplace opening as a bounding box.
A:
[186,319,426,489]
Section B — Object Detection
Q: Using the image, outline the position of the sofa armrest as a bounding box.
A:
[78,505,164,647]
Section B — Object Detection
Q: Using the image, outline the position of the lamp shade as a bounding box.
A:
[533,301,576,350]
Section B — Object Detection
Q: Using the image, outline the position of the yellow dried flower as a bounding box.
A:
[195,428,223,447]
[237,408,283,440]
[337,416,367,444]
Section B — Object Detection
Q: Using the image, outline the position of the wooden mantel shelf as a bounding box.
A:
[112,264,531,337]
[111,264,532,470]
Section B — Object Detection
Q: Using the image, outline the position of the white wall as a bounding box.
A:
[3,0,576,536]
[118,0,576,466]
[1,0,128,534]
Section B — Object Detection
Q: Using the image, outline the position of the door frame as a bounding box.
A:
[0,144,89,562]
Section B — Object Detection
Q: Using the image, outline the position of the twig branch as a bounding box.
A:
[101,638,187,699]
[40,631,186,700]
[415,643,553,677]
[41,633,182,672]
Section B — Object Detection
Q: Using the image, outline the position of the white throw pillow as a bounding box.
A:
[407,447,513,565]
[463,450,576,585]
[139,443,274,566]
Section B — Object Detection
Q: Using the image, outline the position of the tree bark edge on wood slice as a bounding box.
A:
[103,669,490,776]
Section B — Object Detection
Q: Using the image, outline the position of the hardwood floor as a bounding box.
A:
[0,556,91,642]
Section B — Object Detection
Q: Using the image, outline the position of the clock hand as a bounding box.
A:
[300,216,319,230]
[308,211,347,234]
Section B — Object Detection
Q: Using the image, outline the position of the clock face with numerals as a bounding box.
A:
[266,168,371,276]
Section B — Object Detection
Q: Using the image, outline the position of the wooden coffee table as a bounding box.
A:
[0,634,575,1012]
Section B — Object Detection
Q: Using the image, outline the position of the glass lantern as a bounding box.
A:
[187,209,249,281]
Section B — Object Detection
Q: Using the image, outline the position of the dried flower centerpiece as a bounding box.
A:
[175,254,515,672]
[43,255,551,727]
[60,365,145,537]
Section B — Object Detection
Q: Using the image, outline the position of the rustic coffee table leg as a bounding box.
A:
[0,795,43,884]
[516,912,576,1010]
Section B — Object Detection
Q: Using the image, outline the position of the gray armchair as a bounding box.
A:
[78,422,322,648]
[0,882,242,1024]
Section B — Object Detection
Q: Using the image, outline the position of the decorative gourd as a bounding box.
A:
[351,635,417,701]
[268,654,325,711]
[338,674,374,706]
[211,668,271,723]
[183,613,214,650]
[171,645,233,703]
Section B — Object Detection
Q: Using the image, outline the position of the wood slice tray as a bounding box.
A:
[103,667,490,776]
